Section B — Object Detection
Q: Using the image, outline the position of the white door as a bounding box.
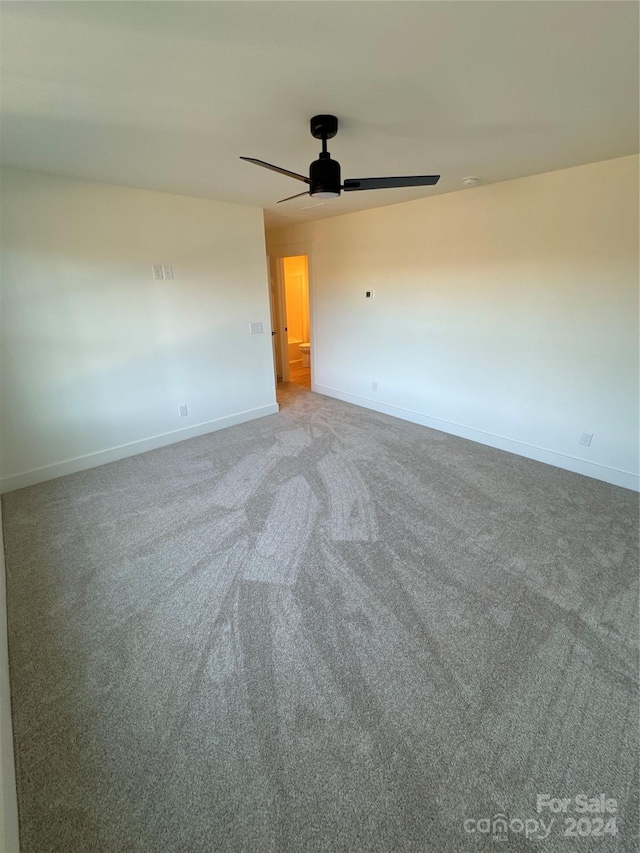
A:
[267,257,281,382]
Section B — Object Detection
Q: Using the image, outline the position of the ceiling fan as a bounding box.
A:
[240,115,440,203]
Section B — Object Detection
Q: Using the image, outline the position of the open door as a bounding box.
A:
[268,255,290,383]
[267,256,282,383]
[268,241,314,389]
[281,256,310,388]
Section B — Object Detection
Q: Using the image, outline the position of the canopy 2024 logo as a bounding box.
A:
[463,793,619,843]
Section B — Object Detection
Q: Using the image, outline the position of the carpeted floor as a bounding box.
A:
[3,384,639,852]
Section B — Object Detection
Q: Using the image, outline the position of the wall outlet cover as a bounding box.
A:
[179,404,188,418]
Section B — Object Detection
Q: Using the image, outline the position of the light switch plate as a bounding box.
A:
[250,322,264,334]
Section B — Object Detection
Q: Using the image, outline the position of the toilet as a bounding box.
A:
[299,342,310,368]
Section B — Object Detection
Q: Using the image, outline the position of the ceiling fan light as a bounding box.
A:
[312,190,340,199]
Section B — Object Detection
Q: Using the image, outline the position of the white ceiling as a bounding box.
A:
[1,1,638,228]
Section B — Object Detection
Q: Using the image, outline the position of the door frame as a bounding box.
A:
[268,241,315,388]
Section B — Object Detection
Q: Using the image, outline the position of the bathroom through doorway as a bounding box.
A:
[281,255,310,389]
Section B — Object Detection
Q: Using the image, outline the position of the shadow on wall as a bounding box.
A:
[1,328,275,483]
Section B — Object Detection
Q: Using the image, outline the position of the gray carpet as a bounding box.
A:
[2,384,639,852]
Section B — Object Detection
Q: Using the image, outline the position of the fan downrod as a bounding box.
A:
[310,115,338,140]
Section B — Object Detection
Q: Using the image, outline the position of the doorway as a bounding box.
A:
[281,255,310,389]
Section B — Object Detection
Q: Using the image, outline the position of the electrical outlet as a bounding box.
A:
[250,322,264,335]
[152,265,164,280]
[579,432,593,446]
[179,404,188,418]
[163,265,174,280]
[371,381,378,392]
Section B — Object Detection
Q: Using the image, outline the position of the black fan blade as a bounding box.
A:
[277,191,310,203]
[240,157,310,184]
[343,175,440,191]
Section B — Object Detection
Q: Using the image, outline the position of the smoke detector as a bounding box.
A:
[462,176,479,188]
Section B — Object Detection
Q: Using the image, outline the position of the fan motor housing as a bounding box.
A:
[310,153,341,196]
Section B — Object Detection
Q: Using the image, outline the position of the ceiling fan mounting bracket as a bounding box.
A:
[310,115,338,140]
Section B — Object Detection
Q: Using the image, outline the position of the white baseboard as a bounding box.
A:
[0,403,280,494]
[313,384,639,492]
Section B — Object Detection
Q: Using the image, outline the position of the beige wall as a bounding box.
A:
[283,255,309,363]
[0,168,277,492]
[267,155,639,490]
